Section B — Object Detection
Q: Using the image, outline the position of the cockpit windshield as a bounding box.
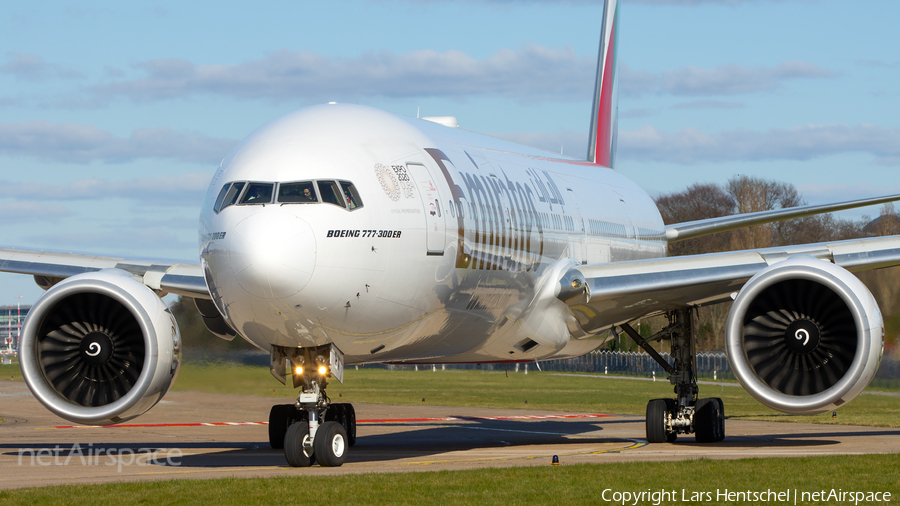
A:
[340,181,362,210]
[239,183,274,205]
[278,181,318,203]
[214,182,245,213]
[214,179,363,213]
[317,180,345,208]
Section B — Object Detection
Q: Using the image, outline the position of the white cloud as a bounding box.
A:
[621,108,657,118]
[0,52,83,81]
[798,183,900,205]
[618,123,900,164]
[421,0,802,4]
[88,46,831,104]
[0,173,211,207]
[620,61,835,97]
[0,201,69,221]
[671,99,744,109]
[0,121,236,164]
[92,45,595,103]
[491,123,900,165]
[24,229,195,258]
[625,0,801,4]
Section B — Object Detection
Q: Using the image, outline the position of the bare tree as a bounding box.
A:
[656,183,735,256]
[876,203,900,236]
[654,176,899,349]
[726,175,802,250]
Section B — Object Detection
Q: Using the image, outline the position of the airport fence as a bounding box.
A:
[184,348,900,389]
[367,351,735,381]
[363,350,900,389]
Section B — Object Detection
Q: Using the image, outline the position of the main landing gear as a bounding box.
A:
[620,308,725,444]
[267,345,356,467]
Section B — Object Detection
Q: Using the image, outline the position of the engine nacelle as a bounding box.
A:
[19,269,181,425]
[725,255,883,415]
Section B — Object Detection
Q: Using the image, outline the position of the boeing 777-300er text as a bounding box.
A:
[3,0,900,467]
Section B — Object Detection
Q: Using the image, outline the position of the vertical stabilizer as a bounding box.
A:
[586,0,619,168]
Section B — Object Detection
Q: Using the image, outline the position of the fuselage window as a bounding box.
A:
[339,181,363,210]
[317,180,346,208]
[239,183,274,205]
[219,182,245,212]
[213,183,231,213]
[279,181,318,203]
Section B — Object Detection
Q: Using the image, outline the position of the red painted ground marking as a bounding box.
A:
[47,413,612,429]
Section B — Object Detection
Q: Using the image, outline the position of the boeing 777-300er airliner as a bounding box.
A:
[3,0,900,467]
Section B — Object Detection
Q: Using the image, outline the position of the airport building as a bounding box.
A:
[1,305,30,354]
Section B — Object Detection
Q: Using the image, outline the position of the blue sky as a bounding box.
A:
[1,0,899,305]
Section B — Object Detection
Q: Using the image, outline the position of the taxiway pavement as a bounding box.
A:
[1,380,898,490]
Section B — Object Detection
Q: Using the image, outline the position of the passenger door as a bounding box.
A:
[406,163,446,255]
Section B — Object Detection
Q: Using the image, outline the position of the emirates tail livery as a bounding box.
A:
[3,0,899,467]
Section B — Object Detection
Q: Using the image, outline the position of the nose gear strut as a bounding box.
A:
[267,344,356,467]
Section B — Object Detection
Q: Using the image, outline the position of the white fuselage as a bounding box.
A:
[199,104,666,364]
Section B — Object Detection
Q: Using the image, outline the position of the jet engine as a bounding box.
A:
[19,269,181,425]
[725,255,883,415]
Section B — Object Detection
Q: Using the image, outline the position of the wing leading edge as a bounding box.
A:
[664,193,900,243]
[557,235,900,335]
[0,247,209,299]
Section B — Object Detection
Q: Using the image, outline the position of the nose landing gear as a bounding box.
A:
[267,344,356,467]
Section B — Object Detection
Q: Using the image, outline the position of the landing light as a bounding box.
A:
[318,365,328,376]
[295,366,303,375]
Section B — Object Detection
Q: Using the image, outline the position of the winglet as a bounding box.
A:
[586,0,619,168]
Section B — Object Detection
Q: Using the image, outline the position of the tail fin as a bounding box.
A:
[586,0,619,168]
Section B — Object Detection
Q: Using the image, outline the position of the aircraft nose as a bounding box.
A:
[229,211,316,299]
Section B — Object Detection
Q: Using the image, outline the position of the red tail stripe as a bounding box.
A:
[594,17,616,167]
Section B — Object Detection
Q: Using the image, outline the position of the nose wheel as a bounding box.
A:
[284,421,315,467]
[313,421,348,467]
[277,403,356,467]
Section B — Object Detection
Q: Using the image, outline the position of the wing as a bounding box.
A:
[0,247,209,299]
[664,193,900,242]
[557,235,900,334]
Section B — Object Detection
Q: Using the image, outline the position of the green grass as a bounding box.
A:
[0,362,22,381]
[0,454,897,505]
[3,361,898,501]
[5,360,899,427]
[171,363,900,428]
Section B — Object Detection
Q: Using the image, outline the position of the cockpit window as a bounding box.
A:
[317,180,345,208]
[239,183,274,205]
[213,184,231,213]
[218,182,245,212]
[278,181,318,203]
[214,179,362,212]
[339,181,363,210]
